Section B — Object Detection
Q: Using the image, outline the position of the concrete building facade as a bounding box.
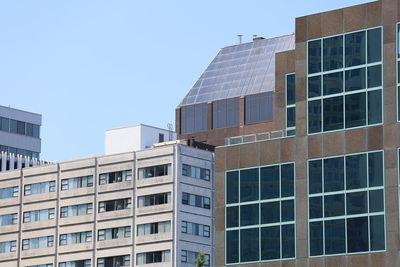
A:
[176,0,400,266]
[0,141,214,267]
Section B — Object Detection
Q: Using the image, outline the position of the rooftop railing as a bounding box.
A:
[224,128,295,146]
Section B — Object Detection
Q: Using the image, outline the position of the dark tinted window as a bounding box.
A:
[308,100,322,133]
[226,230,239,264]
[240,228,259,262]
[325,219,346,254]
[308,75,321,98]
[245,92,273,124]
[180,103,208,134]
[286,74,295,105]
[323,96,343,131]
[260,165,279,199]
[345,68,366,91]
[345,92,366,128]
[240,168,259,202]
[226,171,239,204]
[308,40,321,74]
[261,226,280,260]
[324,157,344,192]
[212,97,239,129]
[345,31,366,67]
[323,36,343,71]
[323,72,343,95]
[367,28,382,63]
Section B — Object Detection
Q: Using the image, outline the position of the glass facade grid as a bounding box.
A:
[307,151,385,257]
[307,27,383,135]
[225,162,296,265]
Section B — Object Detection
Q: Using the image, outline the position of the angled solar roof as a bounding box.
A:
[179,34,295,106]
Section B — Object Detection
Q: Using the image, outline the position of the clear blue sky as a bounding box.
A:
[0,0,370,161]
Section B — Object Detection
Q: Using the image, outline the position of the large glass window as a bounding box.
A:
[24,181,56,196]
[0,117,40,138]
[308,151,385,257]
[99,170,132,185]
[182,192,210,209]
[308,27,382,134]
[0,213,17,226]
[182,164,210,181]
[0,240,16,253]
[137,221,170,236]
[97,255,130,267]
[212,97,240,129]
[0,186,18,199]
[60,203,92,218]
[59,231,92,245]
[181,221,210,237]
[180,103,208,134]
[286,73,296,136]
[245,92,273,124]
[138,164,170,179]
[98,226,131,240]
[61,175,93,190]
[137,193,170,207]
[58,260,90,267]
[225,163,295,264]
[23,208,55,223]
[99,198,131,212]
[181,250,210,266]
[22,236,54,250]
[136,250,170,265]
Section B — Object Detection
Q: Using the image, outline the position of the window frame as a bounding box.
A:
[224,162,296,265]
[306,26,384,135]
[307,150,386,257]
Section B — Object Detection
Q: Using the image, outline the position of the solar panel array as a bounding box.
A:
[179,34,295,106]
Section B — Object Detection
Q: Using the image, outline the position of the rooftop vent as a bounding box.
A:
[253,35,265,41]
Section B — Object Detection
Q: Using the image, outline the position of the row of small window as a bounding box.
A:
[180,92,273,134]
[226,224,295,264]
[226,163,295,205]
[0,145,40,159]
[0,117,40,138]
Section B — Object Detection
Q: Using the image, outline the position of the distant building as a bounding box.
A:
[105,124,176,155]
[0,125,214,266]
[0,105,45,172]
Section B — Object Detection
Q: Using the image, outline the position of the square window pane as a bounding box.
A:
[324,157,344,192]
[260,166,279,199]
[368,90,382,125]
[367,28,382,63]
[310,221,323,256]
[346,153,367,190]
[370,215,385,251]
[347,217,369,253]
[240,204,259,226]
[261,226,280,260]
[309,196,323,219]
[324,194,345,217]
[226,230,239,264]
[323,96,344,132]
[226,206,239,228]
[282,224,295,258]
[346,191,368,215]
[226,171,239,204]
[323,72,343,95]
[345,92,366,128]
[345,68,366,91]
[309,160,322,194]
[261,201,280,224]
[325,219,346,255]
[240,168,259,202]
[323,36,343,71]
[369,189,384,213]
[281,163,294,197]
[286,107,296,128]
[286,74,296,105]
[308,75,321,98]
[308,100,322,133]
[308,40,322,74]
[367,65,382,88]
[369,151,383,187]
[240,228,259,262]
[281,200,294,222]
[345,31,366,67]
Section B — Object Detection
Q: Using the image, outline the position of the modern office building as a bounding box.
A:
[177,0,400,266]
[0,105,44,172]
[0,138,214,267]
